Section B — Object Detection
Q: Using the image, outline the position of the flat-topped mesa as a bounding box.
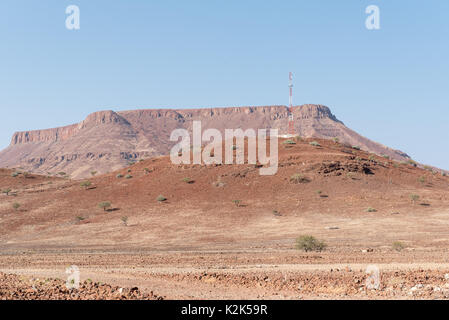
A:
[1,104,412,179]
[10,110,129,146]
[10,123,79,145]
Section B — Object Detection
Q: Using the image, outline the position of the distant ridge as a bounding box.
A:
[0,105,410,179]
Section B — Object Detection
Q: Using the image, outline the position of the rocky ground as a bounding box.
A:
[0,271,163,300]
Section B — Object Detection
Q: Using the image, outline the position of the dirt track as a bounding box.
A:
[2,249,449,299]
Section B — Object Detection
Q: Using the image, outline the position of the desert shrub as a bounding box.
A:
[11,172,19,177]
[418,176,425,183]
[58,172,66,176]
[90,171,97,176]
[143,168,150,174]
[392,241,406,252]
[232,200,242,207]
[332,137,339,143]
[309,141,320,147]
[125,174,133,179]
[156,195,167,202]
[409,194,420,204]
[98,201,111,211]
[283,140,296,145]
[116,174,123,178]
[12,202,20,211]
[382,154,390,159]
[127,169,132,173]
[352,146,361,150]
[424,165,432,171]
[316,190,322,195]
[290,174,311,184]
[365,207,377,212]
[272,210,281,216]
[442,172,447,177]
[2,188,11,196]
[121,216,128,226]
[76,216,85,221]
[182,177,193,183]
[296,235,327,252]
[407,159,417,167]
[80,181,91,189]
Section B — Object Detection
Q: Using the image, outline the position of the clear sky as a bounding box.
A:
[0,1,448,169]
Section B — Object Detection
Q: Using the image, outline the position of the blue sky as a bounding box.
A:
[0,1,448,169]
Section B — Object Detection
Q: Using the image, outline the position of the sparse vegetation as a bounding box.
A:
[2,188,12,196]
[365,207,377,213]
[352,146,361,150]
[156,195,167,202]
[392,241,406,252]
[332,137,339,143]
[382,154,390,159]
[125,174,133,179]
[290,173,311,184]
[309,141,321,147]
[98,201,111,212]
[11,172,19,177]
[409,194,420,205]
[76,216,85,222]
[121,216,128,226]
[182,177,193,184]
[80,181,91,190]
[12,202,20,211]
[418,176,425,184]
[272,210,281,216]
[58,172,66,176]
[90,171,97,176]
[296,235,327,252]
[143,168,150,174]
[232,200,242,207]
[116,174,123,178]
[283,140,296,145]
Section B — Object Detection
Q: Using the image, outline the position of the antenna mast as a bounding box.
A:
[288,72,295,136]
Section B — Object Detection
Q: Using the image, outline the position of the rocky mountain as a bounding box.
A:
[0,104,410,179]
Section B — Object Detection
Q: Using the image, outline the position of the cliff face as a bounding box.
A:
[0,105,410,179]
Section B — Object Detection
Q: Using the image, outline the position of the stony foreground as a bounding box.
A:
[0,272,163,300]
[3,251,449,299]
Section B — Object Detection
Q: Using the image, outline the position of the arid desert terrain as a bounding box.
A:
[1,135,449,299]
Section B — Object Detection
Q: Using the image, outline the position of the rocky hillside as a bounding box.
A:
[0,105,409,179]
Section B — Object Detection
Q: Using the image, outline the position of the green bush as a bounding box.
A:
[296,235,327,252]
[409,194,420,204]
[116,174,124,178]
[156,195,167,202]
[125,174,133,179]
[98,201,111,212]
[365,207,377,212]
[90,171,97,176]
[418,176,425,183]
[2,188,11,196]
[392,241,406,252]
[12,202,20,211]
[352,146,361,150]
[232,200,242,207]
[80,181,91,189]
[309,141,321,147]
[283,140,296,145]
[11,172,19,177]
[121,216,128,226]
